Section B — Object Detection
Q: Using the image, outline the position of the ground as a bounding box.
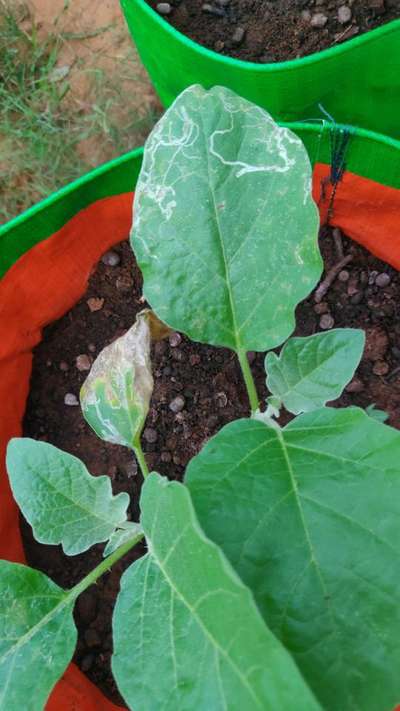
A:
[0,0,159,222]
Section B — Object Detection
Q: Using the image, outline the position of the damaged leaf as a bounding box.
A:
[80,309,156,448]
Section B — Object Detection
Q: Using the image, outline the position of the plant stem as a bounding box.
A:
[133,436,150,479]
[70,532,144,602]
[237,348,259,415]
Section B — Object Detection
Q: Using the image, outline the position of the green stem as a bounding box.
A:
[133,436,150,479]
[70,532,144,601]
[237,348,259,415]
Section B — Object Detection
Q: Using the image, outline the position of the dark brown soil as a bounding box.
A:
[147,0,400,63]
[22,230,400,704]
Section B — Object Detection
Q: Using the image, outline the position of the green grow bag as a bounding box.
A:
[120,0,400,140]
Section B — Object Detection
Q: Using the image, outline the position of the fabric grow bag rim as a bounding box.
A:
[1,122,398,240]
[122,0,400,72]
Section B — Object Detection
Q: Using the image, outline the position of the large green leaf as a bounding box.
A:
[7,438,129,555]
[186,409,400,711]
[80,309,155,448]
[265,329,365,414]
[112,473,320,711]
[132,85,322,353]
[0,561,76,710]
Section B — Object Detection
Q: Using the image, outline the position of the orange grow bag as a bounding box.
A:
[0,142,399,708]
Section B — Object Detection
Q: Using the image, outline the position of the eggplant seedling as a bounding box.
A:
[3,86,400,711]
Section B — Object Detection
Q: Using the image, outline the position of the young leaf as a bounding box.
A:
[265,329,365,414]
[186,409,400,711]
[132,84,322,354]
[7,438,129,555]
[0,561,77,710]
[112,473,320,711]
[103,522,143,557]
[80,309,155,448]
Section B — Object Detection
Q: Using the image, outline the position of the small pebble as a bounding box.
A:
[338,270,350,282]
[156,2,171,15]
[310,12,328,27]
[314,301,329,315]
[375,272,391,288]
[350,292,364,305]
[345,378,364,393]
[171,349,184,362]
[64,393,79,406]
[301,9,311,21]
[216,392,228,408]
[169,395,185,413]
[373,361,389,376]
[125,461,138,478]
[46,359,52,367]
[338,5,352,23]
[76,354,91,371]
[116,275,133,292]
[87,297,104,312]
[169,332,182,347]
[347,282,359,297]
[202,3,224,16]
[161,451,172,463]
[59,361,69,371]
[88,343,96,353]
[214,39,225,51]
[368,270,378,285]
[143,427,158,444]
[232,26,246,44]
[319,314,335,330]
[173,454,181,466]
[101,250,120,267]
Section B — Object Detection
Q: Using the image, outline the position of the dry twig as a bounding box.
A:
[314,254,353,303]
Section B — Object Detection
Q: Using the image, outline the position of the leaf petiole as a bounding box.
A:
[69,531,144,602]
[133,436,150,479]
[237,348,259,415]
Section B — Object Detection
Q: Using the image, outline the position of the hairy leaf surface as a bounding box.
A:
[80,309,154,447]
[186,409,400,711]
[0,561,76,710]
[112,473,319,711]
[132,85,322,353]
[265,329,365,414]
[7,438,129,555]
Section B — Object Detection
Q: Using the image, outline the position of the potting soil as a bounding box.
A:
[147,0,400,63]
[22,229,400,703]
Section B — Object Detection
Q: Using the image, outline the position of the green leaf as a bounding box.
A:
[7,438,129,555]
[112,473,320,711]
[186,409,400,711]
[132,85,322,354]
[265,329,365,414]
[103,522,143,557]
[80,309,154,448]
[0,561,77,710]
[365,404,389,423]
